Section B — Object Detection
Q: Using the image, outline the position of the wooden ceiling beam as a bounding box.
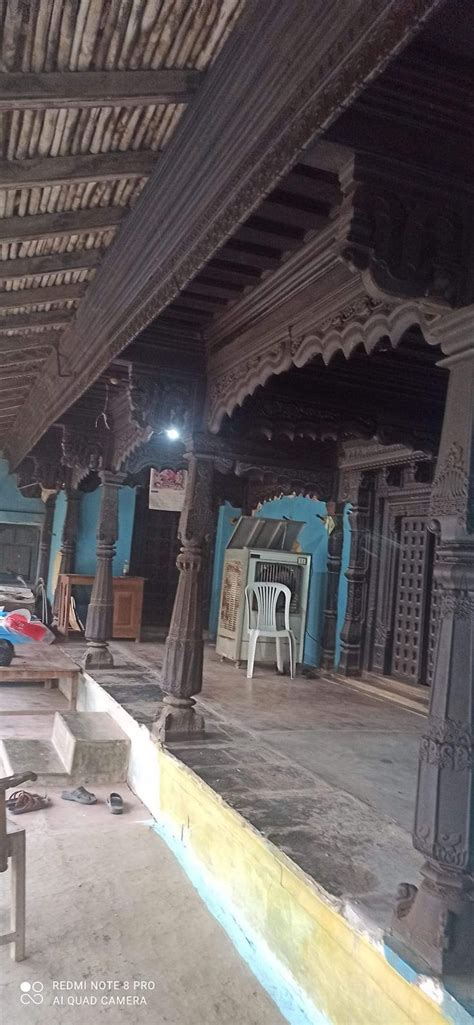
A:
[0,69,203,111]
[0,206,124,244]
[0,283,85,309]
[0,151,157,190]
[0,334,58,353]
[237,222,303,250]
[0,350,50,369]
[8,0,443,464]
[172,293,226,311]
[187,280,244,300]
[0,311,73,332]
[0,249,101,281]
[257,199,329,231]
[216,245,281,271]
[203,263,261,286]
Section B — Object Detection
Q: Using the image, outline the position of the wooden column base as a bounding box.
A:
[153,696,205,742]
[82,641,114,670]
[393,862,474,974]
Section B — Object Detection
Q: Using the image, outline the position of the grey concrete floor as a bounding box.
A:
[56,640,426,926]
[0,784,284,1025]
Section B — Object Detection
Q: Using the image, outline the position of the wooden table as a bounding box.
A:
[0,646,80,709]
[56,574,144,641]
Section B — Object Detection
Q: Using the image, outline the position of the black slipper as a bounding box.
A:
[61,786,97,805]
[107,792,123,815]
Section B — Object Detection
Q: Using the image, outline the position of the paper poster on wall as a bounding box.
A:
[149,468,187,511]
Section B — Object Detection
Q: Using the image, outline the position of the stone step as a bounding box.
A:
[52,711,130,782]
[0,712,131,786]
[0,738,70,786]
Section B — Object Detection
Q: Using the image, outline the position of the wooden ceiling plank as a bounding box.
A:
[187,280,244,300]
[257,199,329,231]
[0,151,157,190]
[0,349,51,368]
[0,206,123,244]
[237,222,303,250]
[0,249,101,281]
[172,293,227,311]
[0,69,203,111]
[0,334,57,353]
[0,311,73,332]
[216,246,280,271]
[0,283,85,309]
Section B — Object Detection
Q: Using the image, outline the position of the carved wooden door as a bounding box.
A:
[390,514,432,684]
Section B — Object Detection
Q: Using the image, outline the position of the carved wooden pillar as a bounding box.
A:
[53,487,80,618]
[338,473,371,677]
[321,503,344,671]
[37,494,56,583]
[83,471,124,670]
[393,327,474,973]
[157,452,214,739]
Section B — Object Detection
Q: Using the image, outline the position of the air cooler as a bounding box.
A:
[216,516,311,666]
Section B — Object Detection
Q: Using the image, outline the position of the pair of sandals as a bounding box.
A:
[7,790,50,814]
[7,786,124,815]
[62,786,124,814]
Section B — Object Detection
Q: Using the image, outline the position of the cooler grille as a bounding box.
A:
[254,561,301,613]
[219,559,242,633]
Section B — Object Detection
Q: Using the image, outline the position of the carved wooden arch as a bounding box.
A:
[206,298,441,433]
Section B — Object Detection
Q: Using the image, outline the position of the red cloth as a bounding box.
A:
[4,613,48,642]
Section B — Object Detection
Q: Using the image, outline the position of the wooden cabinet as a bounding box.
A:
[57,575,144,641]
[112,577,144,640]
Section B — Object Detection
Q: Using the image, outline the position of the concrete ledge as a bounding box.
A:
[78,669,472,1025]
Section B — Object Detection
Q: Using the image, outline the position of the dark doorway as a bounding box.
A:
[130,489,180,629]
[0,523,40,584]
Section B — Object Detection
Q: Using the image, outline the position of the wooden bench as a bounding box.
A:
[0,647,80,710]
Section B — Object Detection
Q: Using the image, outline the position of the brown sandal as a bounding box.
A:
[6,789,50,814]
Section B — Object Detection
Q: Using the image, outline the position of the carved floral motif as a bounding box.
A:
[430,442,468,523]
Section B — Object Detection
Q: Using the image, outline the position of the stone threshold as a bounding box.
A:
[322,669,429,716]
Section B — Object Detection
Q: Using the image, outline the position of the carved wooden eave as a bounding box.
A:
[15,425,65,496]
[235,461,336,509]
[6,0,443,468]
[206,275,443,431]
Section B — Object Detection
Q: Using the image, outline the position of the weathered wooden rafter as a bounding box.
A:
[0,348,51,369]
[0,334,58,353]
[0,151,157,190]
[0,69,203,112]
[0,249,101,282]
[0,312,73,333]
[0,207,123,245]
[7,0,443,467]
[0,284,85,310]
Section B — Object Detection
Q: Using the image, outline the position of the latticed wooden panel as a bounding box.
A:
[391,516,429,683]
[426,542,440,687]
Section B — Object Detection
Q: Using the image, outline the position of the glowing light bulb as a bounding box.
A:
[165,427,180,441]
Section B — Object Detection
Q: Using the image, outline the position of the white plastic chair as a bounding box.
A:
[245,582,296,679]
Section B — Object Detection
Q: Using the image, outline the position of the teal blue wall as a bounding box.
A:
[209,497,352,667]
[47,485,137,602]
[335,503,351,666]
[0,457,45,526]
[47,489,67,600]
[75,486,137,576]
